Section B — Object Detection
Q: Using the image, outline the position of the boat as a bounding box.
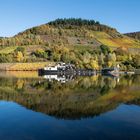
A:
[38,62,96,76]
[39,62,76,74]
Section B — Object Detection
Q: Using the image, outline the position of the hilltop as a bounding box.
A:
[1,18,140,48]
[0,18,140,70]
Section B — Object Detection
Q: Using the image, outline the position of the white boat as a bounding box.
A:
[40,62,76,74]
[38,62,96,76]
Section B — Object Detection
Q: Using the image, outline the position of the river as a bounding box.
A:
[0,71,139,140]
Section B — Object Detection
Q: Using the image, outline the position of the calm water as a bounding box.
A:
[0,72,139,140]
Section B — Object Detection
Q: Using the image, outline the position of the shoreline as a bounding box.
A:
[0,63,139,75]
[0,62,55,71]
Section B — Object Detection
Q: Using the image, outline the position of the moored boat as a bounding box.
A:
[38,62,96,76]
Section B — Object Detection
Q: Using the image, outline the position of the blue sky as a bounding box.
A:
[0,0,140,36]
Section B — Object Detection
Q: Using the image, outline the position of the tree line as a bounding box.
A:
[48,18,117,34]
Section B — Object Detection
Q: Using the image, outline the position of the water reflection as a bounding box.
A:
[43,74,76,83]
[0,72,139,120]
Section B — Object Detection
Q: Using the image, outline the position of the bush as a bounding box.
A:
[100,45,111,55]
[33,49,48,59]
[15,46,25,54]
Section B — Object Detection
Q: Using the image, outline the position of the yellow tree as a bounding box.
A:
[90,60,99,69]
[16,51,24,62]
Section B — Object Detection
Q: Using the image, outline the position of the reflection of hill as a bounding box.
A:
[0,75,139,119]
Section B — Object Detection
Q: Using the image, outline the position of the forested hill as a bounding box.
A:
[0,18,139,70]
[21,18,118,36]
[0,18,139,48]
[125,32,140,40]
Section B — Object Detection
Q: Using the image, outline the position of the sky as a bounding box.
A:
[0,0,140,37]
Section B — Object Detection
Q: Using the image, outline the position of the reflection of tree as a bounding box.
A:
[0,75,139,119]
[16,79,25,89]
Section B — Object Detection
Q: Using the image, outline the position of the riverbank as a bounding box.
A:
[0,63,140,74]
[0,62,55,71]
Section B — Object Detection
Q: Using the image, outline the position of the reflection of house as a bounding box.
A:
[43,74,75,83]
[44,75,66,83]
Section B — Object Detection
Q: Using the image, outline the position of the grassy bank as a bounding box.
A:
[0,62,55,71]
[0,71,39,78]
